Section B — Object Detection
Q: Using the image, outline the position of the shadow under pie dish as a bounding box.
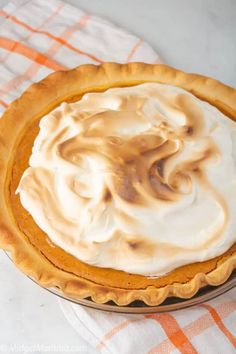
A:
[0,63,236,306]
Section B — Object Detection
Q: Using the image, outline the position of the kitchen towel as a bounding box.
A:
[0,0,160,114]
[0,1,235,353]
[59,288,236,354]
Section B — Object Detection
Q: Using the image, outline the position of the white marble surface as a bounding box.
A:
[0,0,235,353]
[0,252,94,354]
[64,0,236,88]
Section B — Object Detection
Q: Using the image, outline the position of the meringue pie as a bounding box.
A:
[0,63,235,305]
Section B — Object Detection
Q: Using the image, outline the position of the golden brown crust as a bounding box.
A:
[0,63,236,306]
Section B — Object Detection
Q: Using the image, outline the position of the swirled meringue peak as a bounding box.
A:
[17,83,236,276]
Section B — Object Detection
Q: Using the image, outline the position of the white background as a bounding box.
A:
[0,1,235,353]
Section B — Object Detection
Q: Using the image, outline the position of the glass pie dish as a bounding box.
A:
[0,63,236,308]
[4,251,236,314]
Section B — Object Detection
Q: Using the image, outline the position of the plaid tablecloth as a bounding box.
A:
[0,1,235,353]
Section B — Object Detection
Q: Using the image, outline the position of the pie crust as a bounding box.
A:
[0,63,235,306]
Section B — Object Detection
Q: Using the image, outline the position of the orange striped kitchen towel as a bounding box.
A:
[0,0,160,115]
[60,287,236,354]
[0,1,235,354]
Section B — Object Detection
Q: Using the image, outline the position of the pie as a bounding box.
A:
[0,63,235,306]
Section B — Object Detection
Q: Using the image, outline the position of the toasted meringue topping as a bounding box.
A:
[17,83,236,276]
